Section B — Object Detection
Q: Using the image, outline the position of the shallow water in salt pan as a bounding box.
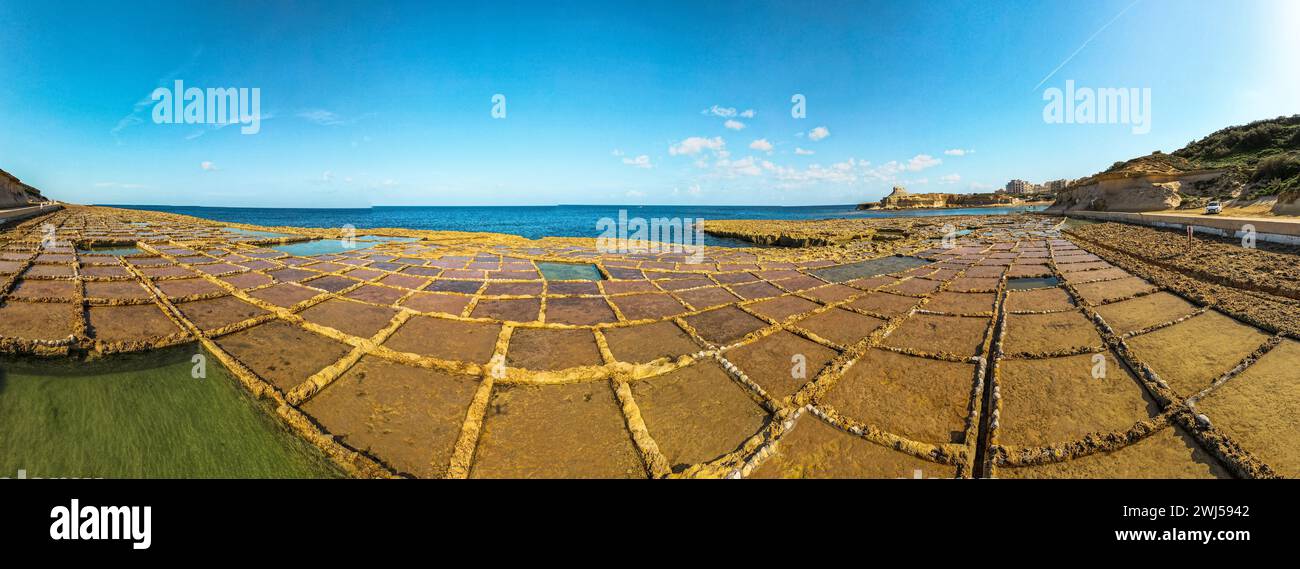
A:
[1006,276,1061,290]
[537,261,604,281]
[810,256,931,283]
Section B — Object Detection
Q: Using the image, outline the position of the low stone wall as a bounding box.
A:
[1059,210,1300,245]
[0,204,62,226]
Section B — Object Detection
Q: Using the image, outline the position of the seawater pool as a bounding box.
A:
[223,227,298,239]
[272,236,422,257]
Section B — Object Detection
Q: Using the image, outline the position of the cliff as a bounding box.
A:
[1049,115,1300,215]
[859,186,1021,210]
[0,168,47,208]
[1044,160,1231,213]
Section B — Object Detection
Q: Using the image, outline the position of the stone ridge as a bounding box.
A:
[859,185,1023,211]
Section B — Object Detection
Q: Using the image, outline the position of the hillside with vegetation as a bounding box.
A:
[1173,115,1300,200]
[1050,115,1300,214]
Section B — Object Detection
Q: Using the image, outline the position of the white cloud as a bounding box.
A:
[670,140,961,193]
[110,47,203,143]
[739,109,755,118]
[297,109,345,125]
[321,170,334,182]
[765,157,864,185]
[969,182,995,191]
[626,189,646,198]
[611,149,624,156]
[724,119,745,130]
[738,157,763,176]
[703,105,737,117]
[906,154,941,171]
[93,182,148,189]
[186,111,270,141]
[297,109,371,126]
[944,148,975,156]
[866,161,903,181]
[621,154,653,169]
[718,156,764,176]
[687,149,948,191]
[200,161,218,171]
[807,126,830,141]
[112,115,144,140]
[669,136,725,156]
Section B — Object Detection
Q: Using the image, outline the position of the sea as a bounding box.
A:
[104,204,1047,247]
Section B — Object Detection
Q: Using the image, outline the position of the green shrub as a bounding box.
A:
[1174,115,1300,166]
[1252,152,1300,182]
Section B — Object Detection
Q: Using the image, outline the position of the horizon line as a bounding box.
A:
[94,202,873,210]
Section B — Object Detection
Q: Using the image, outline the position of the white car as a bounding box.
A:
[1205,201,1222,214]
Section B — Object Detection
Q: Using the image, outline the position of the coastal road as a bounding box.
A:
[0,203,61,226]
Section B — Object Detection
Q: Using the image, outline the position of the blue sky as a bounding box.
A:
[1,0,1297,207]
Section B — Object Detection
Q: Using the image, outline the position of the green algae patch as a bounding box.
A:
[537,261,604,281]
[76,245,143,256]
[809,256,930,283]
[0,345,343,478]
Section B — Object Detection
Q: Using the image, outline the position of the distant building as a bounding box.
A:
[1043,179,1071,193]
[1000,178,1072,197]
[1004,179,1034,195]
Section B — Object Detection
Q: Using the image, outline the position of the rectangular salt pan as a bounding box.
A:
[810,256,931,283]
